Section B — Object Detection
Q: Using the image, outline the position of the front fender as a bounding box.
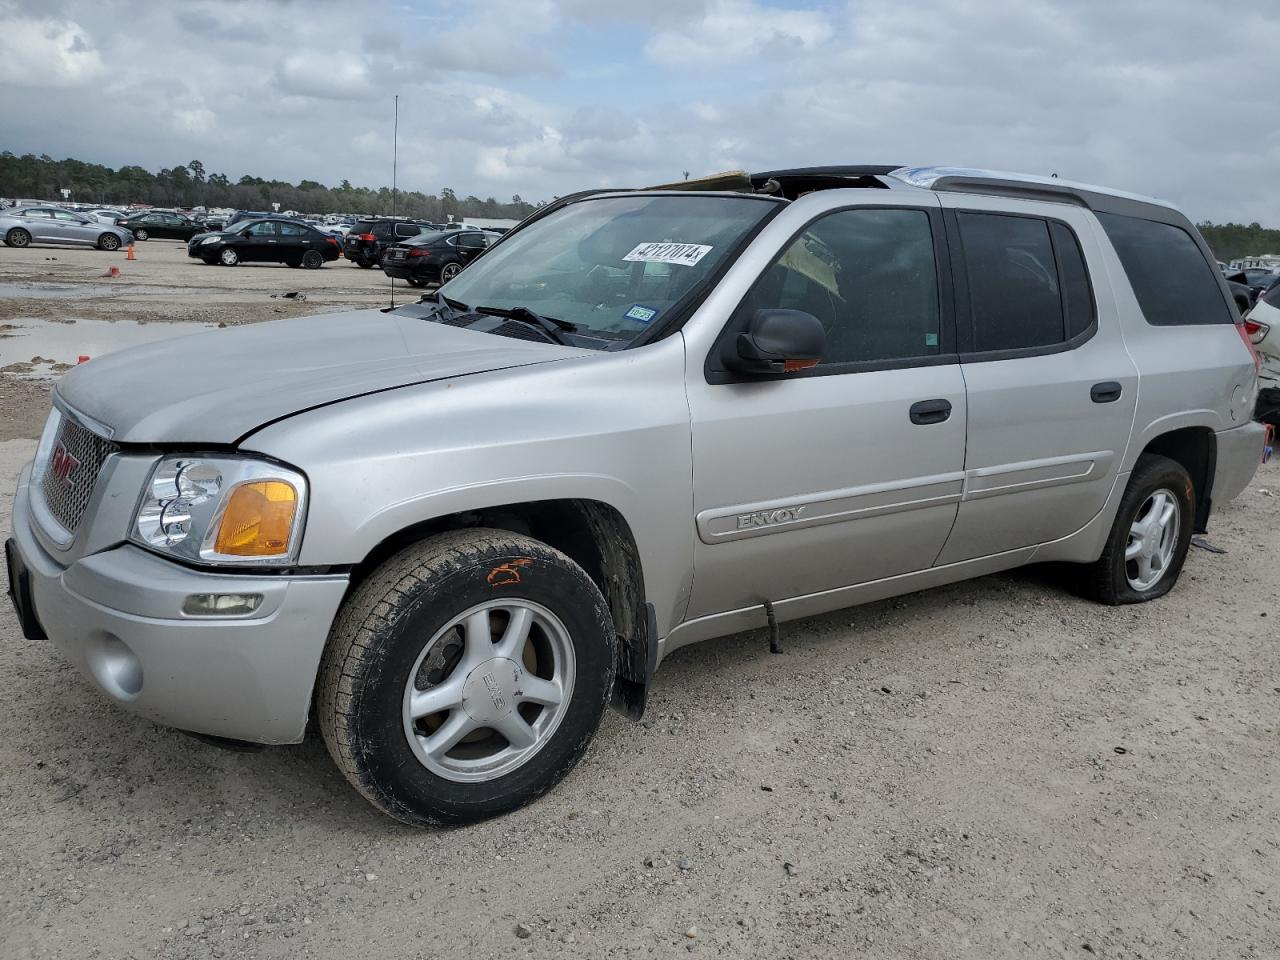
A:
[240,337,696,636]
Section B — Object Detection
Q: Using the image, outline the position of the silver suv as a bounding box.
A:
[6,166,1265,826]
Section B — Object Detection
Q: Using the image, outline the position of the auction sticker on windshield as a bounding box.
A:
[623,242,713,267]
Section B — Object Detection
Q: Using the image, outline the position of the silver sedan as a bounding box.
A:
[0,206,134,251]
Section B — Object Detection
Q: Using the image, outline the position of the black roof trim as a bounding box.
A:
[750,165,902,180]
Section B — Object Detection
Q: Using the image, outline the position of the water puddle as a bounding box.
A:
[0,282,142,300]
[0,317,218,377]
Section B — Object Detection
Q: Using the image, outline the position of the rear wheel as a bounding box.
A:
[301,249,324,269]
[218,247,239,266]
[284,257,302,268]
[439,260,463,282]
[5,228,31,248]
[97,233,121,251]
[1084,454,1194,604]
[316,529,616,826]
[356,258,374,269]
[134,228,149,241]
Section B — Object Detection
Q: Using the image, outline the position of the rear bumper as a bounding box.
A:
[381,260,430,281]
[1213,421,1266,504]
[9,464,349,744]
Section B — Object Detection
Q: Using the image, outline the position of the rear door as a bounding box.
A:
[935,196,1138,563]
[277,221,311,261]
[52,210,98,245]
[22,208,58,242]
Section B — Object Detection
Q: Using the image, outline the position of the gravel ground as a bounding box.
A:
[1,249,1278,959]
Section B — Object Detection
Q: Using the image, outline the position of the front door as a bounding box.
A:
[684,195,968,620]
[241,221,280,261]
[934,195,1139,563]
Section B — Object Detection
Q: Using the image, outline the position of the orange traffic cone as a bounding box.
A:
[126,243,136,261]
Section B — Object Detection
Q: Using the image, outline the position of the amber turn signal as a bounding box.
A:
[213,480,299,556]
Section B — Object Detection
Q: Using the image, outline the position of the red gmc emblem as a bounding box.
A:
[50,442,80,487]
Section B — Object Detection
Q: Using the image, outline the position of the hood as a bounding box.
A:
[56,309,585,444]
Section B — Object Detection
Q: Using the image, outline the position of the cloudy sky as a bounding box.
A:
[2,0,1277,223]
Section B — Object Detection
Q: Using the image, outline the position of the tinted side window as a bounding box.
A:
[1097,212,1232,325]
[1049,221,1096,339]
[958,212,1062,352]
[740,208,941,366]
[395,223,420,237]
[1263,282,1280,310]
[278,222,307,237]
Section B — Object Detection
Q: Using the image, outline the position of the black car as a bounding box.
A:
[116,210,204,241]
[344,218,443,268]
[381,229,491,286]
[225,210,278,229]
[189,218,341,268]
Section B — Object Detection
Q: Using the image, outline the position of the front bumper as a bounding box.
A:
[9,463,349,744]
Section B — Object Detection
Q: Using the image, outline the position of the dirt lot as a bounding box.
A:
[1,247,1278,959]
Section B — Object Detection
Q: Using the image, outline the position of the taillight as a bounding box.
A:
[1243,318,1269,344]
[408,247,431,258]
[325,236,338,246]
[1235,321,1261,372]
[358,232,375,242]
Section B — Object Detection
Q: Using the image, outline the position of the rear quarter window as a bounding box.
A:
[1096,212,1233,326]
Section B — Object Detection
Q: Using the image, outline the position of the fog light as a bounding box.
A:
[183,593,263,616]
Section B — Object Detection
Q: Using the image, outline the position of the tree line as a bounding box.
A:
[0,152,542,221]
[1196,222,1280,265]
[4,153,1280,257]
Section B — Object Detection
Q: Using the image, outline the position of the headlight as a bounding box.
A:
[200,235,221,245]
[131,456,307,565]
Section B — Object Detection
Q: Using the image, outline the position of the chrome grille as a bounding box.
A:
[38,413,117,534]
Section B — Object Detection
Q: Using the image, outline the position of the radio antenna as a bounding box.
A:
[389,93,399,309]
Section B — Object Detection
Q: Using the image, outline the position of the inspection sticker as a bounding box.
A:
[625,304,658,323]
[622,241,713,267]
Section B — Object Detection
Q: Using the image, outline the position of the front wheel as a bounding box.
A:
[218,247,239,266]
[316,529,616,826]
[134,228,149,241]
[97,233,121,251]
[1084,453,1194,604]
[407,276,429,288]
[301,249,324,269]
[5,228,31,248]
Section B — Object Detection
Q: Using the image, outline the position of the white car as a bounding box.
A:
[1246,285,1279,426]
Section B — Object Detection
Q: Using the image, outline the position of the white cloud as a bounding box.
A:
[0,12,103,88]
[1,0,1279,225]
[645,0,833,66]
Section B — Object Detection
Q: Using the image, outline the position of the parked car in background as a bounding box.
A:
[381,229,492,286]
[344,218,442,268]
[225,210,279,229]
[1225,273,1257,315]
[1246,283,1280,427]
[116,210,205,242]
[193,213,226,232]
[0,206,133,250]
[189,217,340,268]
[85,208,128,224]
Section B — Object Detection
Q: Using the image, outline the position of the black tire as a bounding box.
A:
[439,260,463,282]
[317,529,616,826]
[407,276,428,288]
[284,258,301,268]
[356,258,374,269]
[97,233,121,251]
[218,247,239,266]
[200,257,217,265]
[301,249,324,269]
[5,228,31,248]
[134,228,149,241]
[1084,453,1194,605]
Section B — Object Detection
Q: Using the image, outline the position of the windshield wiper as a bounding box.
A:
[476,305,577,345]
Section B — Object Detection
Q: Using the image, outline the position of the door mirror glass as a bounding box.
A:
[725,309,825,375]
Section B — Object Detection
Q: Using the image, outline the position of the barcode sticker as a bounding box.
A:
[622,242,713,267]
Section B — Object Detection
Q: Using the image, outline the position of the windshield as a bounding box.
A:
[437,194,777,341]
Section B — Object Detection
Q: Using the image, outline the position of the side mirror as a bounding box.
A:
[723,309,825,376]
